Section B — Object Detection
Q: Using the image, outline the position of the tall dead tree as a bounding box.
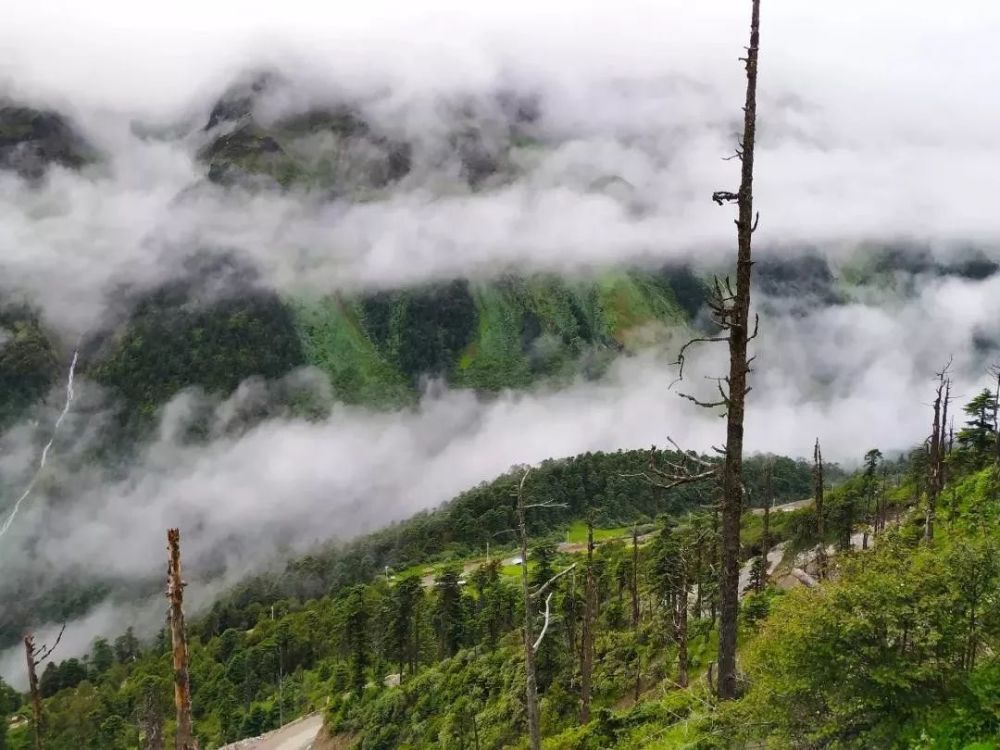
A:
[167,528,198,750]
[755,461,773,593]
[665,0,761,700]
[714,0,761,700]
[23,625,64,750]
[926,364,951,542]
[674,544,691,688]
[631,527,641,701]
[139,683,166,750]
[991,362,1000,465]
[515,471,575,750]
[813,439,826,579]
[579,519,595,725]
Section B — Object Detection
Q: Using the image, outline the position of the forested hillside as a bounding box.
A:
[1,2,999,748]
[2,399,997,749]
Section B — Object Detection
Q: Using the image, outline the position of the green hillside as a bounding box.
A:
[76,265,699,425]
[4,420,997,749]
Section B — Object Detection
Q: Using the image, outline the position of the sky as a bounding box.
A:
[1,0,999,680]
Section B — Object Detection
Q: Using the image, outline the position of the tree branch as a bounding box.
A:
[531,563,577,600]
[533,592,555,651]
[34,623,66,664]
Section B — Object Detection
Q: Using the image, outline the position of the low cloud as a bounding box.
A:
[1,0,999,685]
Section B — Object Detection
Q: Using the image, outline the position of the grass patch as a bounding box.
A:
[565,521,633,544]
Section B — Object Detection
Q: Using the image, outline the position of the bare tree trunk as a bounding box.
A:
[24,636,43,750]
[140,686,166,750]
[940,381,950,490]
[926,372,946,542]
[715,0,761,701]
[23,625,65,750]
[694,542,703,617]
[711,504,719,628]
[566,568,577,658]
[991,363,1000,465]
[631,529,640,627]
[515,476,541,750]
[814,439,826,579]
[579,520,595,725]
[631,528,641,701]
[758,463,772,593]
[676,562,689,688]
[167,529,197,750]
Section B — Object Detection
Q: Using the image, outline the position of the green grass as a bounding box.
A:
[289,294,411,406]
[564,521,633,544]
[595,272,686,346]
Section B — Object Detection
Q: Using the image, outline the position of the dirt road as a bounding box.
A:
[221,713,323,750]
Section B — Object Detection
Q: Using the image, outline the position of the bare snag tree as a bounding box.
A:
[515,470,576,750]
[926,363,952,542]
[667,0,762,701]
[813,439,827,579]
[24,624,65,750]
[580,518,595,725]
[167,528,198,750]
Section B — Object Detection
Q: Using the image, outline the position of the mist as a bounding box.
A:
[1,1,999,333]
[1,0,999,685]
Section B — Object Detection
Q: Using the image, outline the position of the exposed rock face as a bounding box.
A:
[0,105,93,179]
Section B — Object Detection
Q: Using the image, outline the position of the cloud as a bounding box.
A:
[0,1,998,335]
[1,268,998,682]
[3,270,998,582]
[1,0,1000,683]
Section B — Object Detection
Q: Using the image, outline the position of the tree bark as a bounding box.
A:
[927,375,945,542]
[140,685,166,750]
[758,463,772,593]
[676,563,689,688]
[814,439,826,579]
[167,528,198,750]
[579,520,595,725]
[994,367,1000,465]
[631,529,640,628]
[631,528,641,701]
[24,635,43,750]
[716,0,761,701]
[515,475,541,750]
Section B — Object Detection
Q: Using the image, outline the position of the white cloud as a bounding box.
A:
[1,0,1000,681]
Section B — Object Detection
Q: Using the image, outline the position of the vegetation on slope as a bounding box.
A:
[0,304,59,427]
[82,258,703,422]
[0,104,95,180]
[0,445,815,748]
[5,388,999,749]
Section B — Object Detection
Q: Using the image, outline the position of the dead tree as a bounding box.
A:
[23,625,65,750]
[755,461,773,593]
[992,362,1000,465]
[675,555,690,688]
[167,528,198,750]
[666,0,762,701]
[140,685,166,750]
[515,470,575,750]
[579,518,595,725]
[631,527,641,701]
[941,380,951,490]
[813,439,826,579]
[926,364,951,542]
